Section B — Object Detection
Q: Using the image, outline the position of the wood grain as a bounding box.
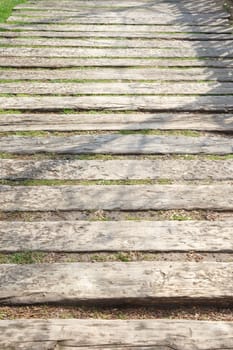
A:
[1,185,233,211]
[1,81,233,95]
[1,57,232,68]
[0,134,233,155]
[1,47,233,58]
[1,112,232,131]
[0,220,232,252]
[0,261,233,304]
[1,159,233,180]
[1,67,232,81]
[0,319,233,350]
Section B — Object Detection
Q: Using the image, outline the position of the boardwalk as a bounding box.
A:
[0,0,233,348]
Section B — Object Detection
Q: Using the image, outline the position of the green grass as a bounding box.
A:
[0,0,27,23]
[0,251,45,264]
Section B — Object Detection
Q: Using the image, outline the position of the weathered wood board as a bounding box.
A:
[1,159,233,180]
[1,185,233,211]
[3,37,233,48]
[1,67,233,81]
[0,261,233,304]
[1,319,233,350]
[1,31,233,40]
[0,134,233,155]
[0,220,232,252]
[1,81,233,95]
[1,57,233,68]
[1,47,233,58]
[1,96,233,111]
[2,24,232,33]
[1,113,232,131]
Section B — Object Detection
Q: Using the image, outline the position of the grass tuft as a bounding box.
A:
[0,0,27,23]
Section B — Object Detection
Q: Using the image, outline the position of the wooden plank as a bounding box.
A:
[0,261,233,304]
[12,9,229,20]
[1,81,233,95]
[0,57,232,68]
[0,220,232,252]
[19,0,227,8]
[1,67,233,81]
[0,185,233,211]
[1,31,233,40]
[2,37,233,48]
[1,113,232,132]
[0,134,233,155]
[1,24,232,33]
[8,15,229,25]
[1,159,233,180]
[1,47,233,58]
[14,1,227,12]
[1,319,233,350]
[0,96,233,111]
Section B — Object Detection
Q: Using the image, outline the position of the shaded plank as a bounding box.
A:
[1,31,233,40]
[1,96,233,111]
[0,185,233,211]
[2,47,233,58]
[1,81,233,95]
[8,15,229,26]
[0,261,233,304]
[0,134,233,155]
[0,112,232,131]
[3,37,233,48]
[1,319,233,350]
[1,159,233,180]
[1,57,233,68]
[2,24,232,33]
[1,67,233,81]
[0,220,232,252]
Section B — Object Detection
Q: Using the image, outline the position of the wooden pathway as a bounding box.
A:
[0,0,233,348]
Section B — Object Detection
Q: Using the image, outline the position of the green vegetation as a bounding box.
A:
[0,0,26,23]
[0,251,45,264]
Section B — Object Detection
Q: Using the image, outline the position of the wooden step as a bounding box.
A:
[0,261,233,305]
[0,134,233,155]
[2,24,232,33]
[1,159,233,180]
[1,96,233,111]
[1,185,233,211]
[1,31,233,40]
[1,319,233,349]
[3,37,233,48]
[1,81,233,95]
[1,57,232,68]
[0,220,232,252]
[1,47,233,58]
[0,113,233,131]
[1,67,233,81]
[8,13,229,26]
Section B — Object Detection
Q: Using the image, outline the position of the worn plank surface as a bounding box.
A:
[1,57,233,68]
[0,220,232,252]
[1,67,233,81]
[1,47,233,58]
[1,96,233,111]
[1,319,233,350]
[1,31,233,40]
[0,261,233,304]
[1,81,233,95]
[2,24,232,33]
[0,134,233,155]
[3,37,233,48]
[1,113,232,131]
[1,159,233,180]
[8,13,229,26]
[1,185,233,211]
